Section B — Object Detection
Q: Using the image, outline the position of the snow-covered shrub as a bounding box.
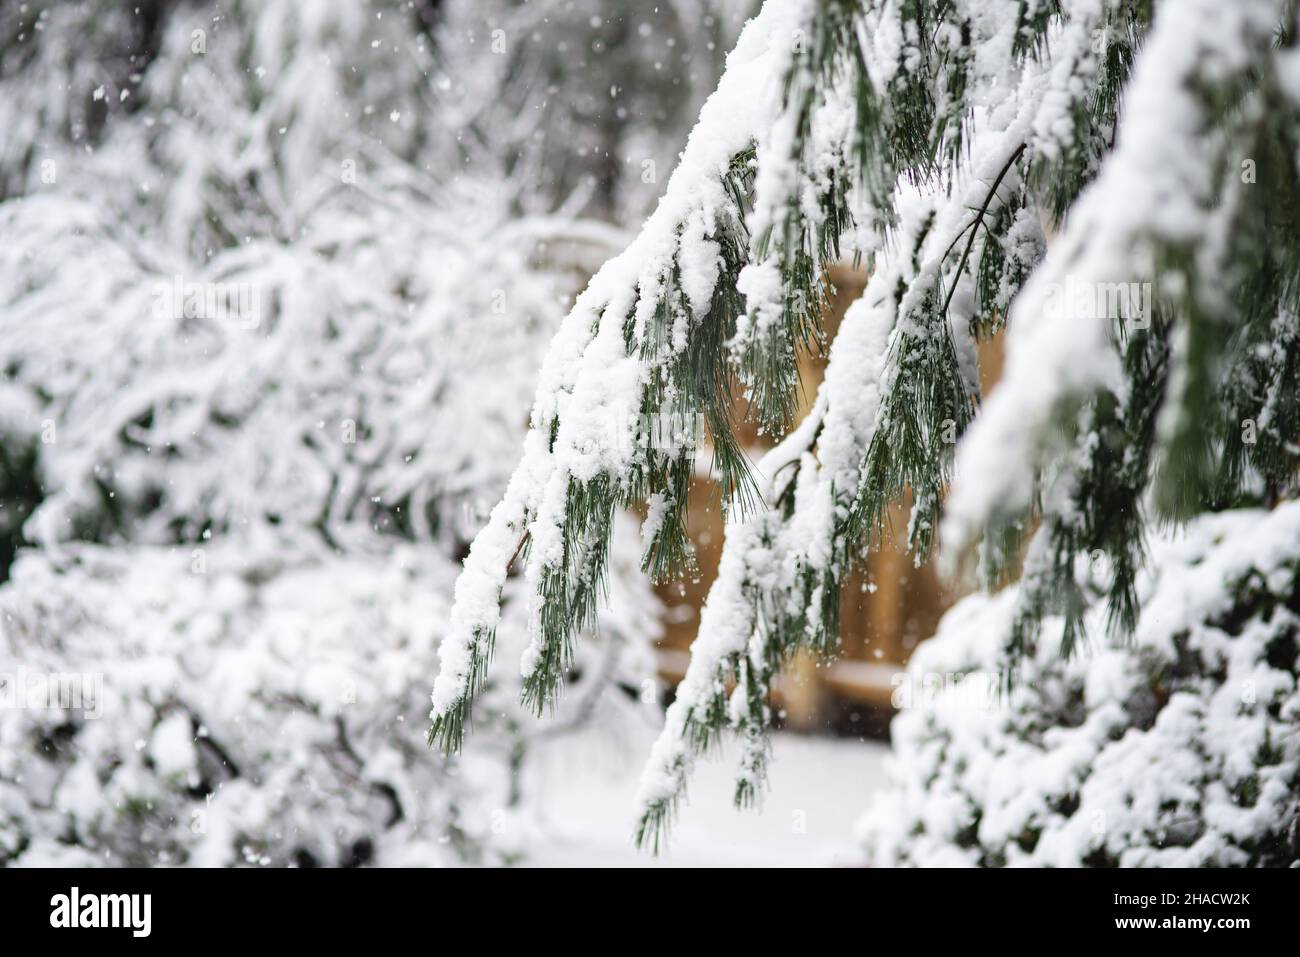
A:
[858,503,1300,867]
[0,178,566,550]
[0,533,657,867]
[0,0,732,552]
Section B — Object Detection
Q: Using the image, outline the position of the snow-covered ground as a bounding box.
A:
[524,732,889,867]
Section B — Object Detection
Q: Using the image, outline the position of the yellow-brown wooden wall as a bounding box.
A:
[653,265,1005,729]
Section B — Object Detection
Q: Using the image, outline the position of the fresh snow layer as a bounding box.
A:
[528,732,889,867]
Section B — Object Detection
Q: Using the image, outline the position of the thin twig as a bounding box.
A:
[940,142,1028,318]
[506,531,529,571]
[773,418,826,511]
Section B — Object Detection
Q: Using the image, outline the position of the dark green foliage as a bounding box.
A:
[1149,20,1300,518]
[1005,312,1172,669]
[0,436,41,581]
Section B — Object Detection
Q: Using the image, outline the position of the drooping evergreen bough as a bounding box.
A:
[429,0,1300,852]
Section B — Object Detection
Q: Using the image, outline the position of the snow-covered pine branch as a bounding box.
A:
[430,0,823,750]
[432,0,1300,855]
[634,123,1043,841]
[947,0,1300,657]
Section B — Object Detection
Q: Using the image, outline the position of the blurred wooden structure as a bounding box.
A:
[653,265,1005,731]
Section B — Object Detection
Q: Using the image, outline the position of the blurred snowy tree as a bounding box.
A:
[435,0,753,218]
[0,0,169,199]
